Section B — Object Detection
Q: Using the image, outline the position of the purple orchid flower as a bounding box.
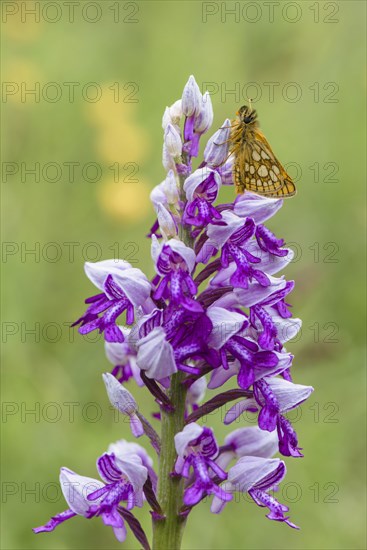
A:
[151,237,202,313]
[211,456,299,529]
[224,377,314,457]
[205,210,271,289]
[206,306,282,388]
[136,305,220,379]
[174,423,232,506]
[73,260,153,342]
[183,167,222,227]
[107,439,157,489]
[33,452,147,542]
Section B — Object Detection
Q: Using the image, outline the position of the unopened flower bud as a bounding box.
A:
[204,118,231,167]
[103,373,143,436]
[194,92,214,134]
[182,75,202,117]
[164,123,182,157]
[162,100,182,130]
[164,169,179,204]
[156,202,178,240]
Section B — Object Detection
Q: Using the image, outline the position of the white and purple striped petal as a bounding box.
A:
[136,326,177,379]
[174,422,204,459]
[204,119,231,167]
[226,426,279,459]
[84,261,152,308]
[234,193,283,223]
[207,306,247,349]
[184,167,222,203]
[228,456,286,493]
[206,211,245,249]
[60,468,104,515]
[263,377,314,413]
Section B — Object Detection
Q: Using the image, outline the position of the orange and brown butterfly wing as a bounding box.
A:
[233,129,296,198]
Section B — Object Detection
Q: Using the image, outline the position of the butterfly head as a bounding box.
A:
[237,105,258,125]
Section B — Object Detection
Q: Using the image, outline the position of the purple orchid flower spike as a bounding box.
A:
[35,76,314,549]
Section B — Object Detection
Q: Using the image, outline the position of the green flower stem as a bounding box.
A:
[152,371,188,550]
[152,157,192,550]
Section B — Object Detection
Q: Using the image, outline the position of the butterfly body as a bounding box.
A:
[230,105,296,198]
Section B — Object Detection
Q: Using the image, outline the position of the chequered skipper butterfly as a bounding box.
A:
[229,105,296,198]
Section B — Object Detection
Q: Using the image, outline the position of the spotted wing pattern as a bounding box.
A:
[233,130,296,197]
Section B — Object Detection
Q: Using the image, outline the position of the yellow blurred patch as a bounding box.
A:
[97,177,151,224]
[86,83,150,164]
[2,58,43,104]
[97,123,148,165]
[2,1,43,42]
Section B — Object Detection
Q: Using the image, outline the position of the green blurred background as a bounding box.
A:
[1,1,366,548]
